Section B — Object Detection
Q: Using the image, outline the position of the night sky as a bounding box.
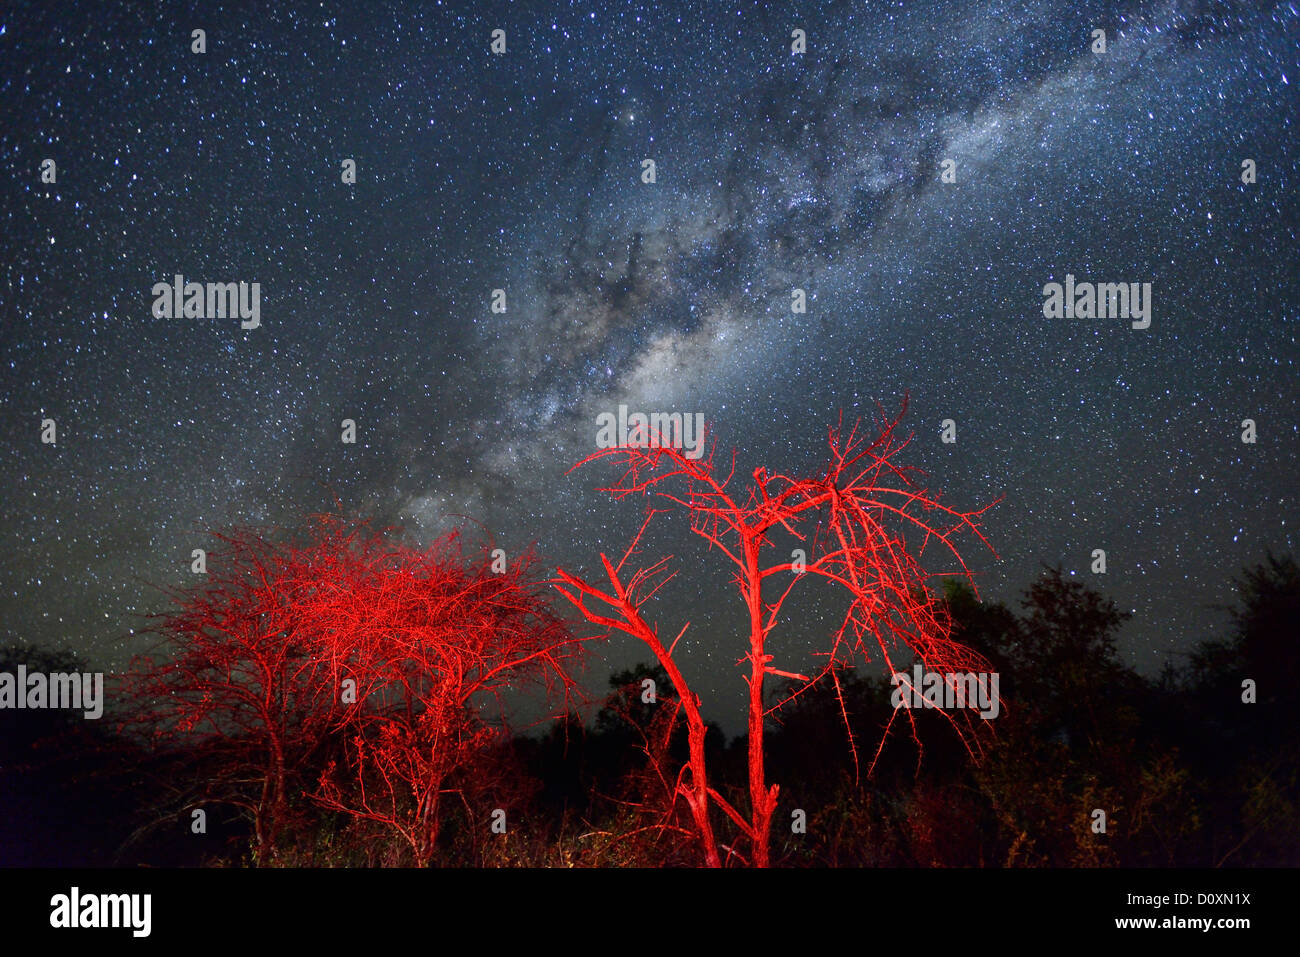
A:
[3,0,1296,736]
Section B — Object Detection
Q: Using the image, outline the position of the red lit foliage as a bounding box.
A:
[124,516,586,865]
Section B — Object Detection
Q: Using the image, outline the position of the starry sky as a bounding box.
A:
[2,0,1297,736]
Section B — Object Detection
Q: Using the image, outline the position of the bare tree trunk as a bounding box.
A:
[654,639,721,867]
[744,538,777,867]
[256,718,287,866]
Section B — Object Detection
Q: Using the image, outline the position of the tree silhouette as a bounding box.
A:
[1006,565,1138,752]
[1184,552,1300,864]
[1,643,140,866]
[555,399,997,866]
[1224,551,1300,716]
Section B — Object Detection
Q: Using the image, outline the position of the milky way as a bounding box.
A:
[3,0,1297,733]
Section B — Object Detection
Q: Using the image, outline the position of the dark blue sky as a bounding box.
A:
[2,0,1296,734]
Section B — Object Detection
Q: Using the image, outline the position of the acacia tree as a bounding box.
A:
[122,516,382,861]
[307,541,587,866]
[555,399,998,867]
[124,515,588,866]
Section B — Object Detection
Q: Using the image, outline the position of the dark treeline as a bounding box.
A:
[517,558,1299,867]
[1,555,1296,867]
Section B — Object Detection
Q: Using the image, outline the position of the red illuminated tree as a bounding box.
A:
[307,540,586,866]
[555,398,998,867]
[122,517,380,861]
[124,515,588,866]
